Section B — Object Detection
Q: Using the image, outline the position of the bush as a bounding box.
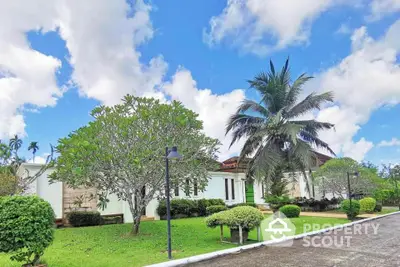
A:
[67,211,102,227]
[223,206,264,231]
[374,203,383,212]
[205,211,227,228]
[279,204,301,218]
[360,197,376,213]
[208,198,225,206]
[157,198,226,218]
[206,205,228,215]
[227,203,257,208]
[195,199,210,216]
[265,195,292,211]
[340,199,360,219]
[0,196,55,266]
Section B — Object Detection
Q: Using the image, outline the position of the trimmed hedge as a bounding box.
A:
[67,211,103,227]
[279,204,301,218]
[360,197,376,213]
[0,196,55,266]
[206,205,227,215]
[205,206,264,231]
[227,203,257,209]
[157,198,225,219]
[341,199,360,219]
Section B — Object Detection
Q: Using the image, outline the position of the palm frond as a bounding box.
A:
[285,74,313,109]
[299,131,336,156]
[236,99,270,118]
[287,92,334,119]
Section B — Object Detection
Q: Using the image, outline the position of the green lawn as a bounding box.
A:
[0,216,348,267]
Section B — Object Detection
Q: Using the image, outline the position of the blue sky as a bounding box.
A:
[1,0,400,165]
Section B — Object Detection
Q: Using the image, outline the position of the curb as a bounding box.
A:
[145,211,400,267]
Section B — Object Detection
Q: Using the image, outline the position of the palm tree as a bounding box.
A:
[9,135,22,157]
[226,59,335,196]
[28,141,39,163]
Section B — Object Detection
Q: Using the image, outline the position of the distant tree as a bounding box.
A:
[50,96,219,235]
[28,142,39,163]
[380,164,400,209]
[9,135,22,157]
[226,59,335,196]
[314,158,383,198]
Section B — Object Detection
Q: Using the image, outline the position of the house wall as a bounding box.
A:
[18,164,248,223]
[19,164,63,219]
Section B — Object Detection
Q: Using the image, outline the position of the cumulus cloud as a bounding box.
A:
[56,0,168,105]
[163,68,245,159]
[310,19,400,161]
[368,0,400,21]
[0,0,62,139]
[378,138,400,147]
[203,0,351,56]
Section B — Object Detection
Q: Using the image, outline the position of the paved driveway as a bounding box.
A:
[188,214,400,267]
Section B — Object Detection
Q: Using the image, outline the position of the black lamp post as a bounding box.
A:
[165,146,182,260]
[347,171,359,218]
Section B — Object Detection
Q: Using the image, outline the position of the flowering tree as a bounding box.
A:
[50,96,219,235]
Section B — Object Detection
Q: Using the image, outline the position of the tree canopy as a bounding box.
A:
[50,96,220,234]
[314,158,384,198]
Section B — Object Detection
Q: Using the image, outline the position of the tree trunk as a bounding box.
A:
[127,195,142,235]
[132,215,141,235]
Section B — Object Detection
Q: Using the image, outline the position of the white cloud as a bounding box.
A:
[163,68,245,160]
[56,0,167,105]
[0,0,62,139]
[378,138,400,147]
[310,19,400,161]
[203,0,350,56]
[335,23,352,35]
[368,0,400,21]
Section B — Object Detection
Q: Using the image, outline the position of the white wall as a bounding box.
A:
[99,193,123,215]
[20,164,63,218]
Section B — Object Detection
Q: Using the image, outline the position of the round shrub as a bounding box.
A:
[340,199,360,219]
[206,205,227,215]
[279,204,301,218]
[67,211,103,227]
[374,203,383,212]
[0,196,55,266]
[223,206,264,231]
[205,210,228,228]
[360,197,376,213]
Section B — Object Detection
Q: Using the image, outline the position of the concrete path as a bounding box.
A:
[262,210,377,219]
[188,213,400,267]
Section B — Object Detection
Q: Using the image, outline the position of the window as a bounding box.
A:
[231,179,235,200]
[185,179,190,196]
[225,178,229,200]
[174,183,179,197]
[194,179,198,196]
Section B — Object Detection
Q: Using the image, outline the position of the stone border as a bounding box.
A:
[145,211,400,267]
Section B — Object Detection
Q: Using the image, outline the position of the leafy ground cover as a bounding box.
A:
[0,216,348,267]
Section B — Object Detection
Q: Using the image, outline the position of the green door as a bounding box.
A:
[245,182,255,204]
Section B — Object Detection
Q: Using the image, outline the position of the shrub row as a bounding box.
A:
[157,198,225,219]
[66,211,123,227]
[265,195,341,212]
[156,199,258,219]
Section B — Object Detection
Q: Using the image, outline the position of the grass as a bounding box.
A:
[0,216,348,267]
[321,207,399,216]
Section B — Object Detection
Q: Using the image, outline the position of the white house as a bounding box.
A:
[18,153,329,223]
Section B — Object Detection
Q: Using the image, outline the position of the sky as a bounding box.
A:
[0,0,399,165]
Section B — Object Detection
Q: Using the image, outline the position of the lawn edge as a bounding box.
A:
[145,211,400,267]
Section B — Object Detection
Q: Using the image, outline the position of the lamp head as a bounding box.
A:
[167,146,182,159]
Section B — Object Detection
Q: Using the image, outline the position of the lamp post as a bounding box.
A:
[165,146,182,260]
[347,171,359,218]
